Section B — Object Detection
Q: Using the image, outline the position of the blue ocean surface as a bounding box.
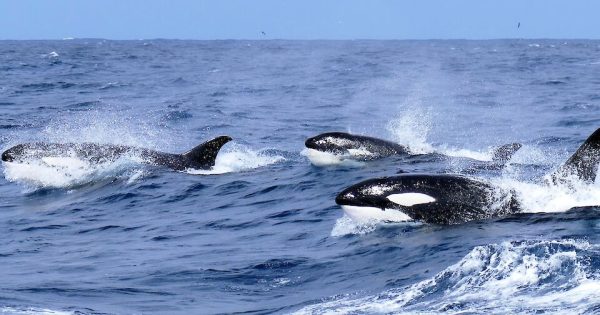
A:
[1,39,600,314]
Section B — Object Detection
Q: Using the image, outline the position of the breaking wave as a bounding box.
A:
[295,239,600,314]
[0,307,73,315]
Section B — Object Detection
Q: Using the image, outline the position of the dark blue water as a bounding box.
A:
[2,40,600,314]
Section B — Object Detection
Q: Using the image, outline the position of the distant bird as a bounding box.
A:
[517,22,520,28]
[261,31,266,36]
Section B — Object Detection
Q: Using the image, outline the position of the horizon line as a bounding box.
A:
[1,37,600,41]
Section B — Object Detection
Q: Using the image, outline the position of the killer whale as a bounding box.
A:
[336,174,519,225]
[304,131,522,165]
[335,128,600,225]
[1,136,232,171]
[305,132,409,160]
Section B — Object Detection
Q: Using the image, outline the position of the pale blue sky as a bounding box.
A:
[1,0,599,40]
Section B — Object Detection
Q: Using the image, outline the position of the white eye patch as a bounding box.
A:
[386,193,436,206]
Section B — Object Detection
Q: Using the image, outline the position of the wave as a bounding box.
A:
[0,307,74,315]
[43,51,59,58]
[295,239,600,314]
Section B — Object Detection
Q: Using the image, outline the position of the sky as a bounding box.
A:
[1,0,599,40]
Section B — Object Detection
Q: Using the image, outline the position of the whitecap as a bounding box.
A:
[0,307,74,315]
[295,239,599,314]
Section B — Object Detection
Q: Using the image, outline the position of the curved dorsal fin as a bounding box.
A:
[183,136,232,168]
[491,143,522,164]
[552,128,600,183]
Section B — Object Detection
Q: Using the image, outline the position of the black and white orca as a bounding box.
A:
[336,174,519,225]
[335,128,600,225]
[304,131,522,166]
[305,132,408,161]
[1,136,232,171]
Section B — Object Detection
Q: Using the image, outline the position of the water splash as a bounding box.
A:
[386,107,434,154]
[330,215,378,236]
[3,156,143,189]
[41,107,178,150]
[300,148,365,167]
[493,175,600,214]
[331,215,421,237]
[296,239,600,314]
[186,144,284,175]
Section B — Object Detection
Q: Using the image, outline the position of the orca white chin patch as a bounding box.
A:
[341,205,413,223]
[386,193,436,206]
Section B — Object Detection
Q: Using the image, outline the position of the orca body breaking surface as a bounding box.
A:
[305,132,409,161]
[336,128,600,225]
[1,136,232,171]
[305,131,522,165]
[336,174,519,225]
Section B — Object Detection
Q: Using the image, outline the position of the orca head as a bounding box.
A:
[335,176,437,223]
[1,149,14,162]
[305,132,362,155]
[1,144,26,162]
[304,132,360,154]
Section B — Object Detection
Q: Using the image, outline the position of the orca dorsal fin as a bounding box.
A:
[183,136,232,168]
[552,128,600,183]
[491,143,522,164]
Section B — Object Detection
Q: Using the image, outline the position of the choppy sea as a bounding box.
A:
[2,39,600,314]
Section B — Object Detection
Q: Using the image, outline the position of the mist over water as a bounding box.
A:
[1,39,600,314]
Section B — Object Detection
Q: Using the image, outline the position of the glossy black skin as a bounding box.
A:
[305,132,409,160]
[305,132,522,165]
[336,174,520,225]
[1,136,232,171]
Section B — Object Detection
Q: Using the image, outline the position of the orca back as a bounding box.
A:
[183,136,232,168]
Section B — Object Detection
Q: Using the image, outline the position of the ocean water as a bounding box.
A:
[1,39,600,314]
